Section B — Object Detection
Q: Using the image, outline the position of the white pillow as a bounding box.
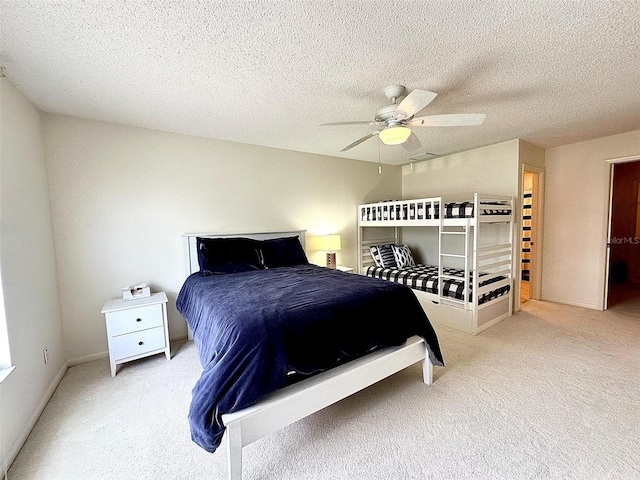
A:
[392,244,416,268]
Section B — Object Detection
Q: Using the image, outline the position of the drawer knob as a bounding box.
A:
[136,318,142,322]
[138,341,144,346]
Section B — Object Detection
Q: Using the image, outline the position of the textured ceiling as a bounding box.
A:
[1,1,639,165]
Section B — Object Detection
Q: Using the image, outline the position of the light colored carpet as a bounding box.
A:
[7,299,640,480]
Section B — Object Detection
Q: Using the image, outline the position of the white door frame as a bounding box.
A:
[519,164,545,309]
[604,154,640,309]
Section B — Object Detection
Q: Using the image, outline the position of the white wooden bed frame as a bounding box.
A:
[358,193,515,335]
[182,231,434,480]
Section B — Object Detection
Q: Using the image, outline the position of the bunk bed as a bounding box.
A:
[358,193,515,335]
[179,231,443,480]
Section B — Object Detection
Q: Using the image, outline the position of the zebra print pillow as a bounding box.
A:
[392,244,416,268]
[369,244,398,268]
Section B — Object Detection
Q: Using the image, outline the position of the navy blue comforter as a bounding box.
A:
[176,264,443,453]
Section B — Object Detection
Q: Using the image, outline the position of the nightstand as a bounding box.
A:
[336,265,354,273]
[101,291,170,377]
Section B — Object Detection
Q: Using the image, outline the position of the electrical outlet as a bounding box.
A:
[43,347,49,364]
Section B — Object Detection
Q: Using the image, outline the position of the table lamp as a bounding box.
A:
[319,234,341,269]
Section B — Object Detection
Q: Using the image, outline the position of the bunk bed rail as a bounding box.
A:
[474,193,515,224]
[474,242,513,310]
[359,193,514,228]
[359,197,442,227]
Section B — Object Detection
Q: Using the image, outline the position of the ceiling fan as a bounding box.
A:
[321,85,486,152]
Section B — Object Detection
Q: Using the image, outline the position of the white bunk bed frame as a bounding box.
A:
[358,193,515,335]
[182,231,434,480]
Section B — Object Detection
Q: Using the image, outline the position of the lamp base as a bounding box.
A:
[326,252,336,269]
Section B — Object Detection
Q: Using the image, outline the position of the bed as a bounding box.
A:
[358,193,515,335]
[365,264,511,305]
[177,231,444,480]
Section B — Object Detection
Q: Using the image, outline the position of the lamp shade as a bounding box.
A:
[379,125,411,145]
[319,234,341,251]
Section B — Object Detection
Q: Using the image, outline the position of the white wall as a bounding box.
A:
[399,139,521,268]
[0,79,65,470]
[402,139,520,199]
[519,139,545,170]
[542,130,640,309]
[42,114,402,362]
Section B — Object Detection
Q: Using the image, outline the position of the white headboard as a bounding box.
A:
[182,230,307,276]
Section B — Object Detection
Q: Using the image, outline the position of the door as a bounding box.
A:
[605,157,640,309]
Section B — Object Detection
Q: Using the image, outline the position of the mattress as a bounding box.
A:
[365,264,510,305]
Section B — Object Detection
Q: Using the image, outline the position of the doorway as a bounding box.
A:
[520,168,543,304]
[606,159,640,310]
[521,172,533,302]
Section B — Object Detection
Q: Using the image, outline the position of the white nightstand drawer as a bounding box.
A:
[106,303,163,336]
[111,326,166,361]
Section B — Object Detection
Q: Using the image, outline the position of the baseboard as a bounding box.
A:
[540,296,602,311]
[67,351,108,367]
[2,361,68,475]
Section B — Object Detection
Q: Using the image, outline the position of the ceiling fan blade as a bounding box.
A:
[408,113,486,127]
[340,131,379,151]
[402,132,422,152]
[320,121,376,126]
[395,90,438,120]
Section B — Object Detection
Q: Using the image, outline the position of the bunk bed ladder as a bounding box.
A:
[438,201,470,308]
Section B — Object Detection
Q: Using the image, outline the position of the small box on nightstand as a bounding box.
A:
[121,283,151,301]
[101,291,170,377]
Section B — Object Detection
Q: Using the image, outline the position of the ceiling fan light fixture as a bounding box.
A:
[379,125,411,145]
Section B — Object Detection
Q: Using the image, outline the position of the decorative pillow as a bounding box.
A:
[197,237,265,275]
[261,236,308,268]
[369,245,382,266]
[392,244,416,268]
[369,244,397,268]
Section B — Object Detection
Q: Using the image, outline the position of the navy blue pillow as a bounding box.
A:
[261,236,308,268]
[197,237,265,275]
